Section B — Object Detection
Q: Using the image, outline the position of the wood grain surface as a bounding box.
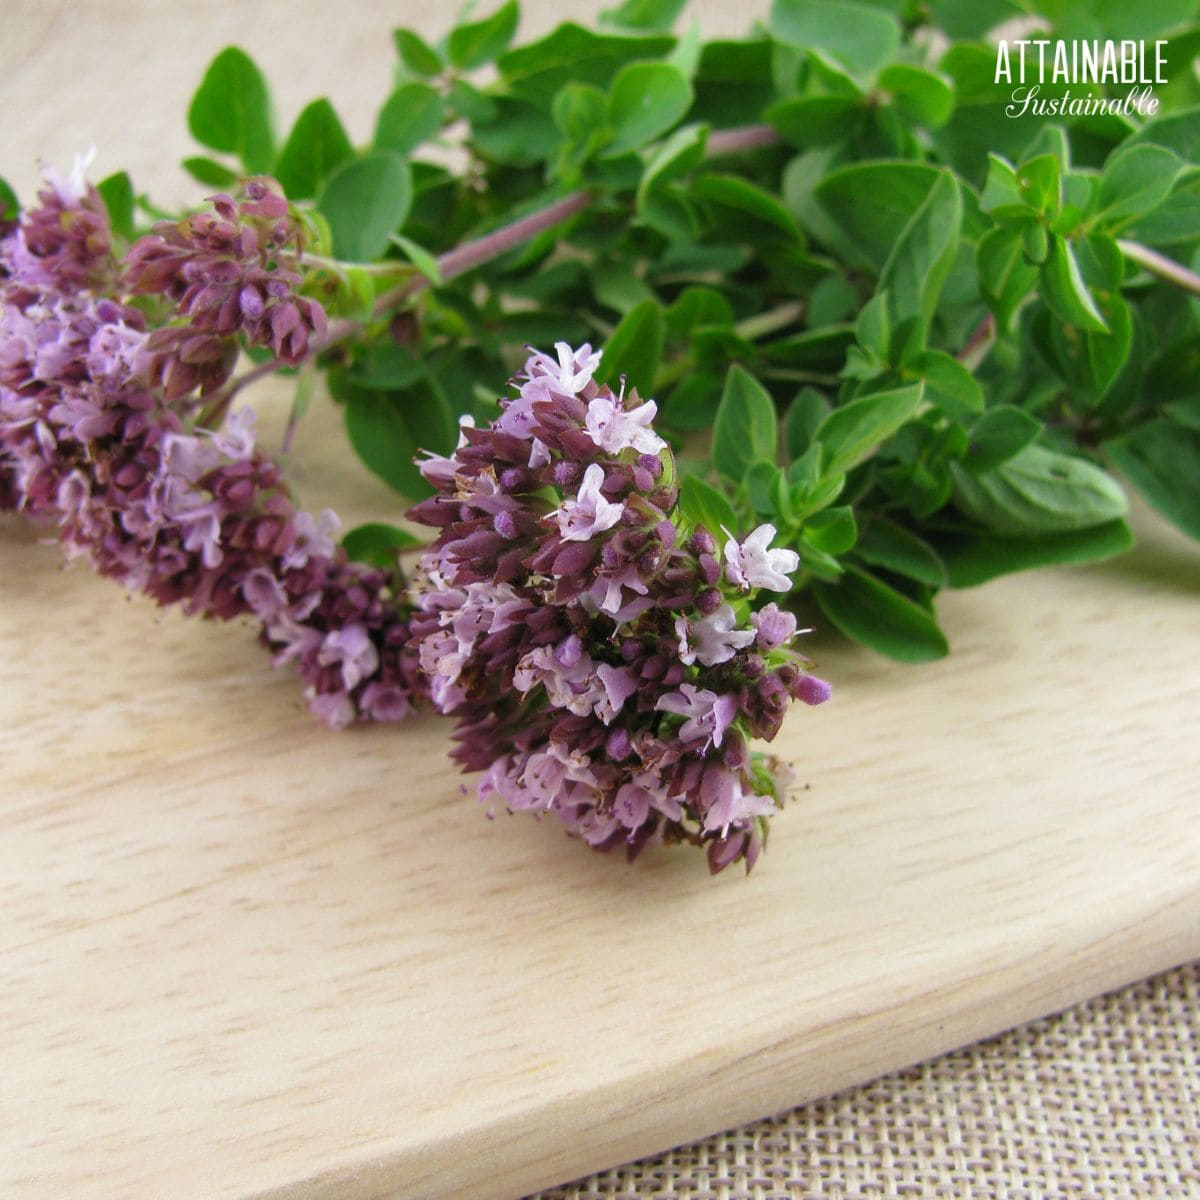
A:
[3,5,1199,1199]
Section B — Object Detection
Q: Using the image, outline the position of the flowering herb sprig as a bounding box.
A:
[407,342,829,872]
[4,0,1200,872]
[6,3,1200,669]
[0,169,422,728]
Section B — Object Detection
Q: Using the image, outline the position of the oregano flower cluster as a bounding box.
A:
[0,165,422,729]
[407,343,830,873]
[0,166,830,873]
[123,177,326,401]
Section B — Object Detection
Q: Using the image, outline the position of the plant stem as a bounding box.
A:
[202,122,785,422]
[706,124,781,155]
[957,313,996,372]
[734,300,804,341]
[1117,239,1200,297]
[439,190,595,280]
[304,254,407,276]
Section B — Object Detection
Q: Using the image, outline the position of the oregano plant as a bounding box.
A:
[3,0,1198,869]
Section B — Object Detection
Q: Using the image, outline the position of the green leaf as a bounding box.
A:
[606,62,693,155]
[856,518,946,586]
[815,382,924,475]
[274,99,354,200]
[691,174,803,239]
[1047,292,1132,406]
[1127,102,1200,161]
[814,162,941,270]
[374,83,446,157]
[1014,154,1060,217]
[804,506,857,555]
[187,46,275,173]
[770,0,900,79]
[553,81,610,140]
[637,123,708,206]
[602,0,687,30]
[0,176,17,221]
[914,350,983,418]
[980,154,1026,218]
[393,28,444,77]
[470,98,561,165]
[813,566,949,662]
[878,169,961,336]
[784,387,830,458]
[762,326,855,371]
[806,276,858,327]
[678,472,739,535]
[447,0,519,70]
[662,370,723,431]
[336,268,377,321]
[344,391,422,498]
[97,172,134,240]
[1125,173,1200,247]
[854,293,891,361]
[938,520,1134,587]
[389,234,442,285]
[594,299,664,393]
[1105,420,1200,541]
[963,406,1041,473]
[976,226,1038,333]
[342,522,423,567]
[877,63,954,129]
[449,79,499,123]
[343,376,456,499]
[664,286,734,337]
[1039,236,1108,334]
[745,460,786,518]
[181,156,239,187]
[318,153,413,262]
[552,81,612,176]
[667,20,703,81]
[348,342,425,391]
[712,365,778,482]
[950,444,1128,536]
[1097,145,1181,224]
[498,23,675,108]
[592,261,655,313]
[766,96,863,146]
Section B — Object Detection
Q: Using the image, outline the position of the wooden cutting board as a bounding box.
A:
[3,381,1199,1200]
[3,5,1199,1198]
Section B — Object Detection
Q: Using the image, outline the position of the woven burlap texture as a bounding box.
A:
[529,961,1200,1200]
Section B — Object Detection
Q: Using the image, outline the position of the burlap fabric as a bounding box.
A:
[529,962,1199,1199]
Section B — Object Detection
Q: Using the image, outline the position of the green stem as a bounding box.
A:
[1117,239,1200,298]
[303,254,408,276]
[734,300,804,341]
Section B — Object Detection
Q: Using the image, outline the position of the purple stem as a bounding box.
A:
[209,122,783,420]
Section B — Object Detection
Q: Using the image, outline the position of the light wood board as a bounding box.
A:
[3,4,1200,1198]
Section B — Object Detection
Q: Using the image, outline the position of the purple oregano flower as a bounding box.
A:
[0,165,421,726]
[407,342,831,873]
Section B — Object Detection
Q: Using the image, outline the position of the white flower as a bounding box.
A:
[583,393,666,456]
[675,603,756,667]
[281,508,340,571]
[211,406,257,461]
[724,523,800,591]
[554,462,624,541]
[527,341,602,395]
[700,770,777,835]
[318,623,379,691]
[43,146,96,207]
[655,683,739,749]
